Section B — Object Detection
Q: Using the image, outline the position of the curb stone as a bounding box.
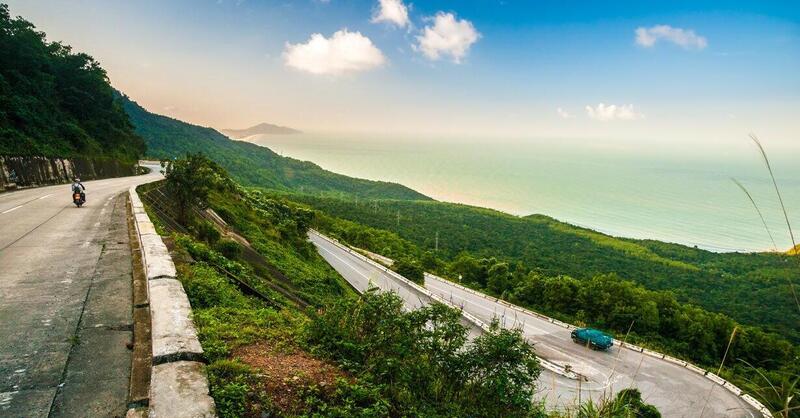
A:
[129,186,216,417]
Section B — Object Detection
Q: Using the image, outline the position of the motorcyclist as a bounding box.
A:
[71,178,85,203]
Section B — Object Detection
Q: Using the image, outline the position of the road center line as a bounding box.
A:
[2,205,23,214]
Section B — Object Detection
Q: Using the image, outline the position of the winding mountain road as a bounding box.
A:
[309,232,761,418]
[0,166,160,417]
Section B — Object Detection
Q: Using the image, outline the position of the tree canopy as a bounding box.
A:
[0,4,144,161]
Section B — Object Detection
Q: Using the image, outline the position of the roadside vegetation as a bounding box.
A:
[146,154,663,417]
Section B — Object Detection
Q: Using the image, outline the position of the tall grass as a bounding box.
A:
[749,134,797,253]
[735,135,800,417]
[735,135,800,313]
[732,178,778,251]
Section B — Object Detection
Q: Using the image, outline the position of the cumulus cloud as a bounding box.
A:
[283,29,386,76]
[415,12,480,63]
[635,25,707,49]
[371,0,409,27]
[556,107,574,119]
[585,103,644,121]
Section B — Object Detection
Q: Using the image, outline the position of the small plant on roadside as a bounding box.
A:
[391,258,424,285]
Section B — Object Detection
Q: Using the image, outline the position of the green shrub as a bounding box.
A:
[215,239,242,259]
[391,258,424,285]
[461,321,541,417]
[179,264,250,310]
[301,378,391,417]
[207,360,254,418]
[305,290,541,417]
[195,220,221,244]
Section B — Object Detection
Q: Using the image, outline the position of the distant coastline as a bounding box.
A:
[221,122,301,139]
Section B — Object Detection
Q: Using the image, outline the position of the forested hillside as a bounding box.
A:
[285,193,800,343]
[149,155,660,417]
[0,5,144,162]
[121,95,429,201]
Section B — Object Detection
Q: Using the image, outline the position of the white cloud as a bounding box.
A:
[371,0,409,28]
[283,29,386,76]
[635,25,707,49]
[556,107,574,119]
[415,12,480,63]
[585,103,644,121]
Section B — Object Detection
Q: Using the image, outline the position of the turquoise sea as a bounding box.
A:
[249,134,799,253]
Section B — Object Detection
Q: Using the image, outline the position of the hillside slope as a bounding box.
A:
[0,5,144,162]
[121,95,429,201]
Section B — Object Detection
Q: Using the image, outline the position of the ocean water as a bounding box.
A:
[249,134,800,252]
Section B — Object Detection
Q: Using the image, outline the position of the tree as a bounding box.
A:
[392,258,424,285]
[162,153,223,224]
[462,320,541,417]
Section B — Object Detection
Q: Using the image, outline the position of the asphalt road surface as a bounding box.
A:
[309,232,759,418]
[0,166,161,417]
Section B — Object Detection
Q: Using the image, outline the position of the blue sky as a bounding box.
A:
[6,0,799,144]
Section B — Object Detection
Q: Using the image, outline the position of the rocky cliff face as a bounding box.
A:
[0,156,136,192]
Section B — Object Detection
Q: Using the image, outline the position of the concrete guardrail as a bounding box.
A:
[129,186,216,418]
[419,271,772,418]
[310,230,582,381]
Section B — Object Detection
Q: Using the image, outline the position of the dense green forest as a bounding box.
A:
[121,95,428,201]
[0,5,144,162]
[287,194,800,342]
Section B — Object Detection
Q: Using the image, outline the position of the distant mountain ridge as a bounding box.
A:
[221,122,301,139]
[120,95,429,201]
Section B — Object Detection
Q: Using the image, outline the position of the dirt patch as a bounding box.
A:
[234,341,347,415]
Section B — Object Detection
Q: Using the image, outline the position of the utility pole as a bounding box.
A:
[435,231,439,252]
[396,210,400,228]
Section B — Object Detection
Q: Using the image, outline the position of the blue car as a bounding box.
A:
[571,328,614,351]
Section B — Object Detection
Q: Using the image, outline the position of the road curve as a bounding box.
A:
[0,165,161,416]
[309,232,759,418]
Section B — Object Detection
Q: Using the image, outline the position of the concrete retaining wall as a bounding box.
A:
[0,156,137,192]
[129,186,216,418]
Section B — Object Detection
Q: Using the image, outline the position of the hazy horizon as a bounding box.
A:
[249,132,800,253]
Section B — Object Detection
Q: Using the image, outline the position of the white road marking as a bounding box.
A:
[1,205,23,214]
[316,243,373,282]
[37,193,53,200]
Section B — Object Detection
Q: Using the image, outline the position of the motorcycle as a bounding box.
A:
[73,191,85,207]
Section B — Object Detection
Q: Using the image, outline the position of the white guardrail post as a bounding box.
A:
[129,186,216,418]
[312,230,772,417]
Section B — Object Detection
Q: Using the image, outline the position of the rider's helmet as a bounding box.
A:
[74,178,81,182]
